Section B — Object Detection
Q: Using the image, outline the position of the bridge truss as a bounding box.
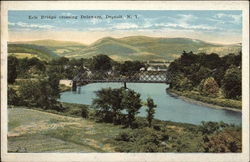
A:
[72,70,174,90]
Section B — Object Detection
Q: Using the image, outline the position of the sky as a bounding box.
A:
[8,10,242,45]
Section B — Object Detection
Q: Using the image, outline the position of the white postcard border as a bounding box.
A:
[1,1,249,162]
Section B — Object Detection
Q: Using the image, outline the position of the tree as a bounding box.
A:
[17,58,31,78]
[8,87,19,105]
[211,67,226,86]
[90,55,112,71]
[190,65,212,86]
[180,51,198,66]
[222,65,241,99]
[170,73,193,91]
[119,61,145,74]
[109,88,124,124]
[121,89,142,128]
[18,79,60,110]
[221,53,241,69]
[92,88,125,123]
[199,77,220,97]
[146,97,157,127]
[8,56,19,84]
[92,88,113,122]
[18,80,40,107]
[47,72,60,99]
[198,53,221,69]
[92,88,142,127]
[50,57,69,65]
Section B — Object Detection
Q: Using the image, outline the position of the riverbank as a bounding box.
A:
[166,89,242,112]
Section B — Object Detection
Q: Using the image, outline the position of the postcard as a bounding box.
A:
[1,1,249,162]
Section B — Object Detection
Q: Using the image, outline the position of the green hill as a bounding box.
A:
[11,39,86,47]
[9,37,241,61]
[8,44,59,60]
[65,36,241,61]
[10,40,87,57]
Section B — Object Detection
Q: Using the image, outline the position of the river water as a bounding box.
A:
[59,83,242,125]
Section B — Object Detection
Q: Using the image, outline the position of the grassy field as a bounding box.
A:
[7,107,202,153]
[8,107,123,152]
[9,53,39,59]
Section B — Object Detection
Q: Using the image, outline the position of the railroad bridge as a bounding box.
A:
[72,70,173,91]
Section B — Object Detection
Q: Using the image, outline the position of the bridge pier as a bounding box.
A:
[124,82,127,89]
[72,81,77,91]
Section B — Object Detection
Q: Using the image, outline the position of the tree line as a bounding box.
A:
[8,54,146,83]
[8,55,146,111]
[168,51,241,99]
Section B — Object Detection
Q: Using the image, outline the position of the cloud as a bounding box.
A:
[87,27,108,32]
[154,23,217,31]
[61,12,74,16]
[112,23,139,30]
[9,21,54,29]
[170,14,197,26]
[215,13,242,24]
[66,20,79,24]
[177,14,197,22]
[179,24,217,30]
[154,14,218,31]
[88,19,102,25]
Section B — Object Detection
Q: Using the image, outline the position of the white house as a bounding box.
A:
[140,67,146,71]
[147,66,157,71]
[59,79,73,87]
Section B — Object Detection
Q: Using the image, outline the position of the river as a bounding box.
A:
[59,83,242,125]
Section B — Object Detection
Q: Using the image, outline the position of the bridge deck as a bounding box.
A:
[73,70,173,85]
[78,80,169,83]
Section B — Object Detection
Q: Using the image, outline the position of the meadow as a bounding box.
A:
[8,107,122,152]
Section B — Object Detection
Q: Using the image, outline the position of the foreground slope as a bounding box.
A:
[8,108,121,152]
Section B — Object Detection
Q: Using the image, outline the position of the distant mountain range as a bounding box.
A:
[8,36,241,61]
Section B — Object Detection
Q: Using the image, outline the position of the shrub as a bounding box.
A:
[8,87,19,106]
[203,128,242,152]
[199,77,220,97]
[222,65,241,99]
[81,108,89,118]
[114,128,168,152]
[171,74,193,91]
